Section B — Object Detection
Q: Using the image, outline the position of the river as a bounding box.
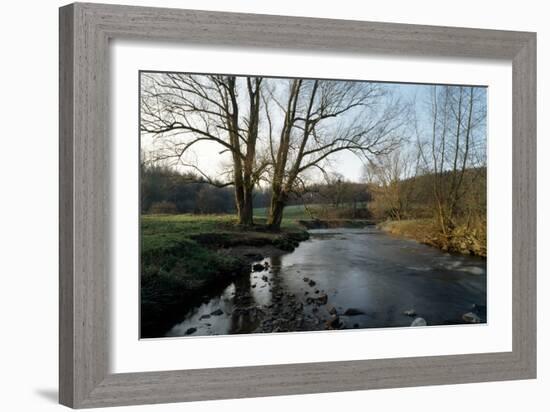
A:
[165,227,487,337]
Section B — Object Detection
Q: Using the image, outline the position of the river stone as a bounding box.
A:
[316,293,328,305]
[327,304,337,315]
[184,327,197,335]
[343,308,365,316]
[252,263,265,272]
[210,309,224,316]
[462,312,482,323]
[199,314,211,320]
[325,315,341,330]
[403,309,416,317]
[410,317,427,327]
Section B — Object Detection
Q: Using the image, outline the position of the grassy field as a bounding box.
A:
[142,214,304,253]
[253,203,371,220]
[253,204,314,220]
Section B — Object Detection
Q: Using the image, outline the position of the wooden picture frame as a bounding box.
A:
[59,2,536,408]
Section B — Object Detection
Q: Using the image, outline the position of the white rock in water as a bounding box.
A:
[462,312,482,323]
[410,317,427,327]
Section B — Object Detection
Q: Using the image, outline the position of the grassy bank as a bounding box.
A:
[140,214,309,337]
[254,204,312,219]
[253,203,372,220]
[378,219,486,257]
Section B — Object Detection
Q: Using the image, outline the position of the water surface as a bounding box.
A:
[166,227,487,337]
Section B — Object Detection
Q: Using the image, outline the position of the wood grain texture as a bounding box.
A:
[59,2,537,408]
[512,35,537,374]
[59,4,75,406]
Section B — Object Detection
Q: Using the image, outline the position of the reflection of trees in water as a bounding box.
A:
[270,255,282,275]
[268,255,285,310]
[228,255,294,334]
[229,270,266,333]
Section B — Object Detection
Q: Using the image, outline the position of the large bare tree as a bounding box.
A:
[140,73,267,226]
[263,79,409,229]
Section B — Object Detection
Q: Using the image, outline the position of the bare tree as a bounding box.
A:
[263,79,409,229]
[417,85,487,235]
[140,73,267,226]
[363,148,419,220]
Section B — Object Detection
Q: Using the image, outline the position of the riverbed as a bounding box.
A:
[165,227,487,337]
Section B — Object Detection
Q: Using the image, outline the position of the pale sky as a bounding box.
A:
[141,77,486,184]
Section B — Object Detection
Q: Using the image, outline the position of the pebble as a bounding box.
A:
[410,317,427,327]
[343,308,365,316]
[462,312,482,323]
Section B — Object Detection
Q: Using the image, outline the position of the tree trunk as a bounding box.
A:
[231,151,248,225]
[239,184,254,226]
[267,190,286,230]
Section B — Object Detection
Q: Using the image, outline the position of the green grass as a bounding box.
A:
[141,214,239,254]
[141,213,305,253]
[254,203,372,221]
[253,204,316,220]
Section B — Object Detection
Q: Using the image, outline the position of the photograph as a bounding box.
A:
[139,72,488,339]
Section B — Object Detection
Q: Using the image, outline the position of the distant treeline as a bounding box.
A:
[141,165,235,214]
[142,163,486,223]
[141,165,373,216]
[368,167,487,222]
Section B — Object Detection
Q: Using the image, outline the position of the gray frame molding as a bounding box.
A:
[59,2,536,408]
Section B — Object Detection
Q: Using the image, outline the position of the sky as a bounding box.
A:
[140,75,487,183]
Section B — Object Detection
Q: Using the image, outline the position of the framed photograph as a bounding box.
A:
[59,2,536,408]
